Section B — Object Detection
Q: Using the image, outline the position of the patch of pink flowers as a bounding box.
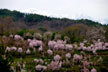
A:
[54,54,61,61]
[47,49,53,55]
[65,53,71,59]
[17,47,23,53]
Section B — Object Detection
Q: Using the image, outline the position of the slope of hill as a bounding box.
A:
[0,9,104,31]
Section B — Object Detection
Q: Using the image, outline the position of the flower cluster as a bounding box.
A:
[3,34,107,72]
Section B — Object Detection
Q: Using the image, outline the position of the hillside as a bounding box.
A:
[0,9,104,31]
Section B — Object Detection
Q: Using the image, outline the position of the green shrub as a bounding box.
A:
[62,24,88,43]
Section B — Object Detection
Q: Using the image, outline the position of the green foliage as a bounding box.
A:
[12,10,24,21]
[84,42,91,47]
[24,32,33,39]
[29,29,35,35]
[51,32,59,40]
[0,9,103,30]
[16,29,35,37]
[76,19,102,27]
[51,32,56,40]
[0,9,24,20]
[0,9,12,17]
[25,14,52,23]
[69,65,80,72]
[0,39,13,72]
[38,26,47,32]
[16,29,28,36]
[0,54,13,72]
[62,24,88,43]
[61,34,65,40]
[100,56,108,71]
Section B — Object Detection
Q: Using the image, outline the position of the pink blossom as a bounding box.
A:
[26,49,31,54]
[37,40,43,46]
[105,43,108,47]
[83,61,90,68]
[90,44,94,47]
[6,47,11,52]
[27,39,32,43]
[38,46,43,52]
[80,43,84,47]
[10,47,14,51]
[29,40,43,48]
[65,53,71,59]
[97,39,101,42]
[92,49,97,54]
[57,40,64,44]
[9,34,14,38]
[29,42,34,48]
[59,44,65,49]
[49,40,65,50]
[54,44,59,50]
[73,54,82,62]
[75,44,78,47]
[54,44,65,50]
[11,47,17,51]
[54,55,61,61]
[39,59,44,64]
[66,44,73,50]
[48,41,56,48]
[42,66,47,71]
[47,49,53,55]
[87,46,92,51]
[29,41,37,48]
[35,65,42,71]
[82,47,87,50]
[84,68,89,72]
[102,46,106,50]
[48,61,62,70]
[35,65,47,71]
[91,68,97,72]
[14,35,22,40]
[18,47,23,53]
[34,59,39,63]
